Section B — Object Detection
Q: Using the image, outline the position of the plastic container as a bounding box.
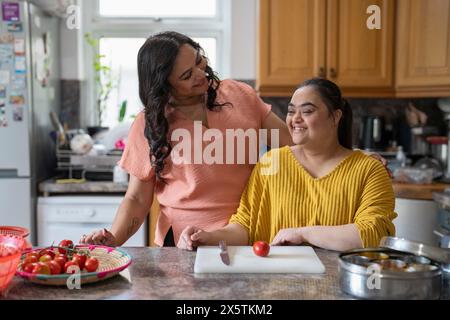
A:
[393,167,434,184]
[0,235,26,295]
[0,226,31,250]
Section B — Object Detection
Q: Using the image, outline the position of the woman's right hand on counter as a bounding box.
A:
[177,226,211,250]
[80,228,117,247]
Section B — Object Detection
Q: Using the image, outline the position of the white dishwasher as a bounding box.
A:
[37,196,147,247]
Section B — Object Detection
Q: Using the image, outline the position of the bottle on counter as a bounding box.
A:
[396,145,407,167]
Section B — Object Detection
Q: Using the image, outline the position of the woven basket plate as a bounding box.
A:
[16,245,132,286]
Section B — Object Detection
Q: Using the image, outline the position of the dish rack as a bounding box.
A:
[56,147,122,180]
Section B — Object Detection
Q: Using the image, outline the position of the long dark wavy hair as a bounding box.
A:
[298,78,353,149]
[137,31,224,180]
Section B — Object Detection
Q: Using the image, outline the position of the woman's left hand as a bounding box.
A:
[271,228,305,246]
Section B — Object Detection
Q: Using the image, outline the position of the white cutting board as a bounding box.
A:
[194,246,326,273]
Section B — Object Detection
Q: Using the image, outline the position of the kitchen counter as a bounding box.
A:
[393,181,450,200]
[39,179,128,196]
[3,247,348,300]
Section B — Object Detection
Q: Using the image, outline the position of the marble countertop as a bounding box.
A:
[3,247,351,300]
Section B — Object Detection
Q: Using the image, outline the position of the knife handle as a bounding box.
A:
[219,240,226,250]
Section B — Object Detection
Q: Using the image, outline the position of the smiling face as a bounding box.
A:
[167,44,209,99]
[286,86,342,146]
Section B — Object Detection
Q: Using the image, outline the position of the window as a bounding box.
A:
[98,37,217,127]
[98,0,216,18]
[83,0,230,128]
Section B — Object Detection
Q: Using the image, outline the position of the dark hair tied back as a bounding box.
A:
[297,78,353,149]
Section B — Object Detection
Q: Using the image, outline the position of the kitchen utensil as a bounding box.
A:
[49,111,66,147]
[16,245,132,286]
[361,116,387,151]
[380,237,450,264]
[338,247,443,299]
[194,246,325,273]
[218,240,230,266]
[0,235,26,295]
[427,136,449,170]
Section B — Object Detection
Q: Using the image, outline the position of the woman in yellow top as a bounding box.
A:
[178,78,397,251]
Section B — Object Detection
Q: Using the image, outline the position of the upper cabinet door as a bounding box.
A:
[327,0,394,89]
[396,0,450,89]
[257,0,326,95]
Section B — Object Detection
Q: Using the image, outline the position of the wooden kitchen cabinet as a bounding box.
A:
[257,0,394,97]
[258,0,450,97]
[327,0,394,95]
[257,0,326,96]
[395,0,450,97]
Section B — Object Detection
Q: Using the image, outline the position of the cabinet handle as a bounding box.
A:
[318,67,325,78]
[329,68,337,78]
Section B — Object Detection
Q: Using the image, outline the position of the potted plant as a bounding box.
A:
[85,32,117,137]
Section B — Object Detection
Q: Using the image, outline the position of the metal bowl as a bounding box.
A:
[339,248,442,300]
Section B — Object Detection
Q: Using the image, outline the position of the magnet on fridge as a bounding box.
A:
[0,70,9,85]
[0,85,6,98]
[14,38,25,55]
[14,55,26,74]
[10,93,24,106]
[13,105,23,121]
[7,21,22,32]
[2,2,20,22]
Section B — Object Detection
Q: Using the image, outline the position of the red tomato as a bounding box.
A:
[54,255,67,269]
[253,241,270,257]
[23,256,38,266]
[84,257,99,272]
[23,262,37,273]
[39,254,53,263]
[58,240,74,254]
[32,262,51,275]
[48,260,62,275]
[64,261,79,274]
[38,249,55,259]
[25,252,40,260]
[72,253,87,270]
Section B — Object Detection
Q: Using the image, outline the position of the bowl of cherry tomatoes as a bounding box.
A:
[16,239,132,286]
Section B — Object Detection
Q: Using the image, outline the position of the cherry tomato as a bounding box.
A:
[84,257,99,272]
[39,254,53,263]
[32,262,51,275]
[72,253,87,270]
[48,260,62,275]
[25,252,39,261]
[23,262,37,273]
[64,260,79,274]
[54,255,67,269]
[58,240,74,254]
[23,256,38,266]
[38,249,55,259]
[253,241,270,257]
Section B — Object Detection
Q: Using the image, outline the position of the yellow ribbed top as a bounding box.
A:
[229,146,397,248]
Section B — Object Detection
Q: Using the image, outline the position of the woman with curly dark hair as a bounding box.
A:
[80,31,292,247]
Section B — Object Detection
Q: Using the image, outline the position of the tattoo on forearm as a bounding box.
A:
[127,217,140,237]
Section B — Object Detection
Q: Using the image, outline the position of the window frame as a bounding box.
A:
[81,0,231,127]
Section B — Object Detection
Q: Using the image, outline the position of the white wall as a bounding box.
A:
[59,0,258,80]
[229,0,257,79]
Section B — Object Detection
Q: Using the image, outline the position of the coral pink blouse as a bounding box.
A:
[118,80,271,246]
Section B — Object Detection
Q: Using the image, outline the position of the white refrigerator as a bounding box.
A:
[0,1,61,244]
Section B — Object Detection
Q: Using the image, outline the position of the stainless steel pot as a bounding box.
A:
[339,248,442,299]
